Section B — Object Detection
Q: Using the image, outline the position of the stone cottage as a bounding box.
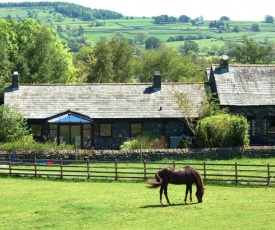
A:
[4,71,206,149]
[208,56,275,145]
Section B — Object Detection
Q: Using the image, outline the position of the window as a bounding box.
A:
[100,124,112,137]
[131,123,142,137]
[49,124,58,142]
[83,124,91,147]
[47,111,93,148]
[30,124,42,137]
[267,120,275,133]
[247,117,255,136]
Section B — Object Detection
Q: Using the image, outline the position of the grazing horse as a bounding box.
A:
[147,166,204,205]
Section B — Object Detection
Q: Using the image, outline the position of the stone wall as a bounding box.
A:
[2,146,275,161]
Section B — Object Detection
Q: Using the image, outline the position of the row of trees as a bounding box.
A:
[0,2,123,20]
[74,35,205,83]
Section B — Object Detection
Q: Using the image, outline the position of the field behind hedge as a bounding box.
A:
[1,177,274,230]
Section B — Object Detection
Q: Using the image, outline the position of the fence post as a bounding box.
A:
[143,160,147,179]
[8,157,12,176]
[86,158,90,179]
[173,160,176,168]
[115,159,118,180]
[60,158,63,179]
[267,163,270,185]
[34,157,37,177]
[235,162,238,183]
[203,161,206,180]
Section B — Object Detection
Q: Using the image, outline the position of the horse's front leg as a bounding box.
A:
[184,185,188,204]
[189,185,192,202]
[163,184,171,205]
[159,186,164,205]
[184,184,192,204]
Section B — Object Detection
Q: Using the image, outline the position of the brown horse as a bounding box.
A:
[147,166,204,205]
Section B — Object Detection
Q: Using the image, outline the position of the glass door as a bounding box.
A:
[71,125,81,147]
[60,125,70,144]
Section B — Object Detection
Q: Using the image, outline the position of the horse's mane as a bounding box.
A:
[189,167,204,194]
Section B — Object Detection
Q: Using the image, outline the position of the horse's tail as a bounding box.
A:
[146,171,163,188]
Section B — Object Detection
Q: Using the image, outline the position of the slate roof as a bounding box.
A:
[211,65,275,106]
[4,83,206,119]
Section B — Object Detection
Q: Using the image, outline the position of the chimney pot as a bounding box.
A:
[12,71,20,90]
[219,55,229,71]
[153,71,161,90]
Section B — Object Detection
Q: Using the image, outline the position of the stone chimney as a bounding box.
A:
[153,71,161,90]
[219,55,229,71]
[12,71,19,90]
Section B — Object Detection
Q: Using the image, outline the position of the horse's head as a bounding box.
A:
[195,189,204,203]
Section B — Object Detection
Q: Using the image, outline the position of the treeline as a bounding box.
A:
[209,20,230,30]
[0,2,123,20]
[153,15,203,24]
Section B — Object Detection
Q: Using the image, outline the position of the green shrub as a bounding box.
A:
[194,113,250,147]
[0,105,30,142]
[120,132,168,150]
[0,136,74,151]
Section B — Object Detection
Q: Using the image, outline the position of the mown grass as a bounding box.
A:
[0,177,274,230]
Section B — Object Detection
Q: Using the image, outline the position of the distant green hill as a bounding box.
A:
[0,1,123,20]
[1,2,274,54]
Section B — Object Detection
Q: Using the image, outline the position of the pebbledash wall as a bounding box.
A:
[1,146,275,161]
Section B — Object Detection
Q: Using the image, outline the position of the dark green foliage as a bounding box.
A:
[178,15,190,23]
[220,16,230,21]
[0,2,123,20]
[179,40,199,55]
[87,35,135,83]
[0,18,77,85]
[0,105,30,143]
[231,36,274,64]
[194,113,250,148]
[136,46,205,83]
[145,36,162,50]
[264,15,274,23]
[251,23,260,31]
[153,15,177,24]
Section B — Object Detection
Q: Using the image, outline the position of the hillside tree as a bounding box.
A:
[136,46,205,83]
[145,36,162,50]
[265,15,274,23]
[87,35,135,83]
[231,36,274,63]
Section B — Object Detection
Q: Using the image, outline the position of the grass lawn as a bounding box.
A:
[0,177,274,230]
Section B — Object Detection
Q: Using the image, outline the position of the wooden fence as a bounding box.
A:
[0,158,275,185]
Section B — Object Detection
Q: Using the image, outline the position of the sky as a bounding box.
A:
[1,0,273,21]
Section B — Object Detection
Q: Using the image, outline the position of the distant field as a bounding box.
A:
[1,6,275,52]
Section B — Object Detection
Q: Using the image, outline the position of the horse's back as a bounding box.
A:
[159,167,195,185]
